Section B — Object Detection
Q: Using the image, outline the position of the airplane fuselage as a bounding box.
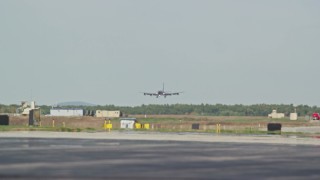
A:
[158,91,164,95]
[157,91,166,98]
[143,84,181,98]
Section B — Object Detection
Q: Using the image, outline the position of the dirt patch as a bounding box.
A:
[8,116,109,129]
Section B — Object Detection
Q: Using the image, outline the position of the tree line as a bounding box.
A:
[1,104,319,117]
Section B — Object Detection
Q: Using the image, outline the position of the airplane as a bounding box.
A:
[143,83,182,98]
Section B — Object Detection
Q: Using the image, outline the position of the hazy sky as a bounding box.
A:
[1,0,319,106]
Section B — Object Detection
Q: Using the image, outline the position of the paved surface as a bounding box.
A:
[282,126,320,133]
[1,131,320,179]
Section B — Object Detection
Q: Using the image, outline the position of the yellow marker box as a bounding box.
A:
[135,123,141,129]
[144,123,150,129]
[104,123,112,129]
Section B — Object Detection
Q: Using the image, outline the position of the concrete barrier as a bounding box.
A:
[192,124,200,130]
[267,123,282,131]
[0,115,9,125]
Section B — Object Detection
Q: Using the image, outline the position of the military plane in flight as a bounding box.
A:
[143,83,182,98]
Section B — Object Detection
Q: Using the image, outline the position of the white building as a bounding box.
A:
[268,110,285,119]
[96,110,121,118]
[290,108,298,120]
[290,113,298,120]
[120,118,137,129]
[50,108,83,116]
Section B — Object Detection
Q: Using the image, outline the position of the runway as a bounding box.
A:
[1,131,320,179]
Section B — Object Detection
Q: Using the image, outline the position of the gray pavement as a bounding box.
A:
[1,131,320,179]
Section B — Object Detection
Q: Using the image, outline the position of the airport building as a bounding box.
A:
[120,118,137,129]
[268,110,285,119]
[96,110,121,118]
[50,108,84,116]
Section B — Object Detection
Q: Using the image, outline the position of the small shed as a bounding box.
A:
[290,113,298,120]
[268,110,285,119]
[120,118,137,129]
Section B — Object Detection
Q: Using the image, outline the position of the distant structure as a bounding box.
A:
[17,101,39,116]
[268,110,285,119]
[29,108,41,126]
[96,110,122,118]
[120,118,137,129]
[290,108,298,120]
[83,110,95,117]
[50,108,83,116]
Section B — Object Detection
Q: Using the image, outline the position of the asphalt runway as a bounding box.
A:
[1,132,320,179]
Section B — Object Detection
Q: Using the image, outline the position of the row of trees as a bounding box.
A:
[1,104,319,117]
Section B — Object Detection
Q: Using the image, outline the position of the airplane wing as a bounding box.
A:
[143,93,158,96]
[164,92,182,96]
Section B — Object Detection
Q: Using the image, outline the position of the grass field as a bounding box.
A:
[1,115,320,135]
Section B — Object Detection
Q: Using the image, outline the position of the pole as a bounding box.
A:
[108,120,111,132]
[216,124,221,134]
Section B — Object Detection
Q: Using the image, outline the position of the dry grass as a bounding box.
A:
[6,115,318,132]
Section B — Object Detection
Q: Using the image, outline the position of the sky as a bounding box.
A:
[1,0,320,106]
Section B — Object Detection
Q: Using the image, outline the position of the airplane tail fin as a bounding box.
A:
[163,83,165,92]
